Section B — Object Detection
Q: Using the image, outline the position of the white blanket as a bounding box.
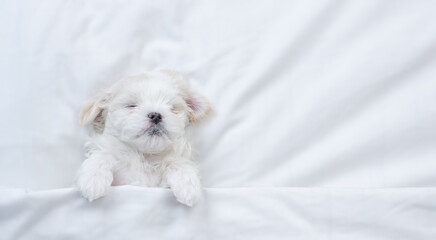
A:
[1,186,435,239]
[0,0,435,239]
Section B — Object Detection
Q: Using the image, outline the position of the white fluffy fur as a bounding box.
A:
[76,70,212,207]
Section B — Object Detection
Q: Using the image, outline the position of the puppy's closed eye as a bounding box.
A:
[125,104,137,108]
[171,104,184,114]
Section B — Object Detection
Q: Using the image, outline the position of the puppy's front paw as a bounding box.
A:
[170,172,202,207]
[76,173,112,202]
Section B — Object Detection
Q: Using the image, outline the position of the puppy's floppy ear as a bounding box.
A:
[185,90,212,124]
[160,69,213,124]
[80,92,111,133]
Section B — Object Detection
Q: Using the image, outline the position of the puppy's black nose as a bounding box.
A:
[148,112,162,124]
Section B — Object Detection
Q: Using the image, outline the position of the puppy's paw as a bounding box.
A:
[76,173,112,202]
[169,172,202,207]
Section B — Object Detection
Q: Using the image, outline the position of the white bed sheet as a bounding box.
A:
[0,0,435,239]
[1,186,436,240]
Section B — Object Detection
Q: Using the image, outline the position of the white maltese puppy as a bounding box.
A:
[76,70,212,207]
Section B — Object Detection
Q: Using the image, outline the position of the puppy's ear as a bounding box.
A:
[80,100,99,126]
[185,90,212,124]
[80,92,111,133]
[160,69,213,124]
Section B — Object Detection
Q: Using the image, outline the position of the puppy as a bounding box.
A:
[76,70,212,207]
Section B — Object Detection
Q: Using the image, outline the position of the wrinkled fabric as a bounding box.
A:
[1,186,436,240]
[0,0,436,239]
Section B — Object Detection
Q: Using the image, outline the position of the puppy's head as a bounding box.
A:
[80,70,212,153]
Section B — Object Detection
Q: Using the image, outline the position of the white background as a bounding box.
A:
[0,1,435,239]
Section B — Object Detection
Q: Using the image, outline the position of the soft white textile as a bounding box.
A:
[1,186,436,240]
[0,0,435,239]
